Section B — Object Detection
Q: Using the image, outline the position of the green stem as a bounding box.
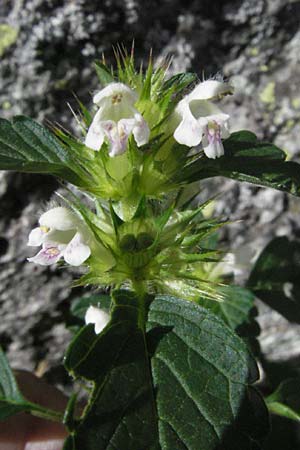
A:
[28,402,64,423]
[131,279,148,331]
[131,282,159,434]
[131,279,146,298]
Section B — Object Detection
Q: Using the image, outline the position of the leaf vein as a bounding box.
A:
[155,355,221,440]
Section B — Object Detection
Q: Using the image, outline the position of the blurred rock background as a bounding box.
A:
[0,0,300,418]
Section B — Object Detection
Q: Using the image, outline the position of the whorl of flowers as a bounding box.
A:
[28,52,234,310]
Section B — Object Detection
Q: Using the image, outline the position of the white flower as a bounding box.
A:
[173,80,233,159]
[85,83,150,157]
[27,207,91,266]
[85,305,110,334]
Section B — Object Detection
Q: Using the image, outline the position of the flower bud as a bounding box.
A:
[85,306,110,334]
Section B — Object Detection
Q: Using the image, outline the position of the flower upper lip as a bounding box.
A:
[93,82,138,106]
[85,82,150,157]
[173,79,233,159]
[185,79,234,102]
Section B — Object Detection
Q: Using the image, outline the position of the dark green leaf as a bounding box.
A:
[157,73,196,115]
[248,237,300,323]
[0,116,85,185]
[262,414,299,450]
[63,435,76,450]
[65,290,268,449]
[179,131,300,196]
[0,346,28,420]
[63,394,78,431]
[161,72,196,95]
[0,346,65,421]
[266,378,300,422]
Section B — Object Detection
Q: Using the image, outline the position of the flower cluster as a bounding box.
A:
[27,60,235,310]
[84,78,233,159]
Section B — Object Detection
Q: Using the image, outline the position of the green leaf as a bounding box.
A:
[179,131,300,196]
[140,57,153,101]
[0,346,64,421]
[0,346,28,420]
[0,116,85,186]
[198,285,256,332]
[64,436,76,450]
[63,394,78,432]
[266,378,300,422]
[247,236,300,323]
[156,72,196,115]
[65,290,268,449]
[74,96,93,127]
[94,62,115,85]
[161,72,196,95]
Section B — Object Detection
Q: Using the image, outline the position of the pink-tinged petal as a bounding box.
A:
[201,120,228,159]
[63,232,91,266]
[85,306,110,334]
[27,227,47,246]
[207,113,230,126]
[103,119,134,157]
[28,246,62,266]
[39,207,77,231]
[118,118,135,136]
[103,122,124,157]
[202,131,224,159]
[203,141,219,159]
[132,114,150,147]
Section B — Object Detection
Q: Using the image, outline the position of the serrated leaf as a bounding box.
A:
[247,236,300,323]
[179,131,300,196]
[64,290,268,449]
[0,116,85,186]
[266,378,300,422]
